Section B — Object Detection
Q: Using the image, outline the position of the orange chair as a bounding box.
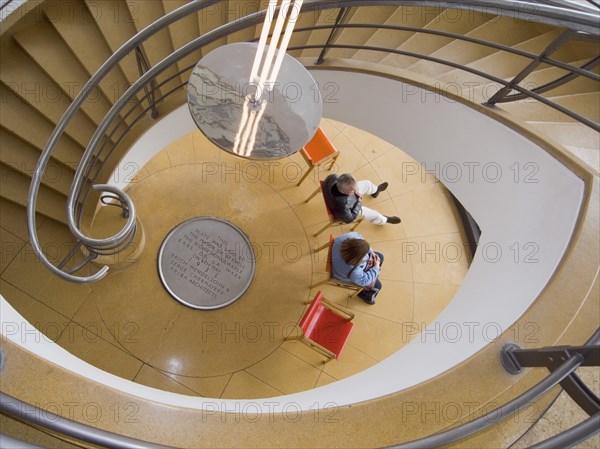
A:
[306,181,363,237]
[296,127,339,187]
[285,291,354,361]
[311,234,363,298]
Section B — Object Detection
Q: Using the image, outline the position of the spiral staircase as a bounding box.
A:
[0,1,598,448]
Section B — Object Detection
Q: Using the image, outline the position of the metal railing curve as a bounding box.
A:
[0,392,172,449]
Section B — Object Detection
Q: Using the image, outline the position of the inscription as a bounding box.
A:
[158,218,255,309]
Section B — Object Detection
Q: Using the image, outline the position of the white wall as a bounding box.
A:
[2,71,584,412]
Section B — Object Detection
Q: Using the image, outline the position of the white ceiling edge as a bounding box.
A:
[2,70,584,413]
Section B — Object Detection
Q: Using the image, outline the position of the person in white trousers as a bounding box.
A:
[322,173,401,225]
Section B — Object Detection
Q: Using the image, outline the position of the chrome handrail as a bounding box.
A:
[27,0,599,283]
[26,0,229,283]
[0,392,173,449]
[386,354,585,448]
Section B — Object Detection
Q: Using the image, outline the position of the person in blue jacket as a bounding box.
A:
[331,231,384,304]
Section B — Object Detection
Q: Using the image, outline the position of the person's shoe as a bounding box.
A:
[359,294,376,305]
[385,216,401,224]
[371,182,389,198]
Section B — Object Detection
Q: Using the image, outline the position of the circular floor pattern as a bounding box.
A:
[80,118,470,398]
[88,162,312,378]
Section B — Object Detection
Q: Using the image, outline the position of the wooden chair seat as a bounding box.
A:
[285,291,354,361]
[296,128,339,187]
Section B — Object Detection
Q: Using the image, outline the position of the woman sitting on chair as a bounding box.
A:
[331,232,384,305]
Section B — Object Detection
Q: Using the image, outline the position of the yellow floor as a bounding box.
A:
[1,118,470,399]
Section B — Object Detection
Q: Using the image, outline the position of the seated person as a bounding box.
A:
[323,173,400,225]
[331,231,384,305]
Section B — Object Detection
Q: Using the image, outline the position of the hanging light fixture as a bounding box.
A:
[188,0,322,160]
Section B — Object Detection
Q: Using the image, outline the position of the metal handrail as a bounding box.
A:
[26,0,228,283]
[289,23,600,81]
[386,354,585,448]
[293,42,600,130]
[529,413,600,449]
[315,6,352,64]
[0,392,173,449]
[27,0,599,283]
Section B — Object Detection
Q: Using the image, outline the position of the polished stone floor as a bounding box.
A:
[1,118,470,399]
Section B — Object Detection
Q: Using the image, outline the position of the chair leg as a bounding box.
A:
[326,153,339,171]
[310,278,330,289]
[311,241,329,253]
[314,221,332,237]
[305,185,321,203]
[299,339,337,361]
[284,325,302,341]
[350,217,364,231]
[350,288,362,298]
[296,166,314,187]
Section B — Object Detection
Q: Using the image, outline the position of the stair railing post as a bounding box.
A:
[485,29,574,106]
[501,329,600,416]
[315,6,351,65]
[135,46,160,119]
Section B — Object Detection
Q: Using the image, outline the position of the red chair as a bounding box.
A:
[311,234,364,297]
[296,127,340,187]
[305,181,363,237]
[285,291,354,361]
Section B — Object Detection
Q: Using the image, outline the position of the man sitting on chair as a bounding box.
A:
[323,173,401,225]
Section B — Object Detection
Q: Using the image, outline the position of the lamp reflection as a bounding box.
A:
[232,94,267,158]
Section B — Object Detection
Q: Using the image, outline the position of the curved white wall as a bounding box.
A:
[2,71,584,412]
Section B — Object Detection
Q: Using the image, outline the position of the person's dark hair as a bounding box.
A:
[336,174,356,193]
[340,238,370,266]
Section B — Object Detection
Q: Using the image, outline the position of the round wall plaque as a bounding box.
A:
[158,217,255,310]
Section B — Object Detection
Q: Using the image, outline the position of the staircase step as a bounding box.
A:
[225,1,260,45]
[161,0,204,81]
[455,57,597,104]
[0,43,97,149]
[0,197,48,241]
[437,30,564,98]
[83,0,141,102]
[437,30,560,85]
[528,121,600,150]
[561,144,600,172]
[195,1,228,56]
[288,6,321,59]
[526,121,599,171]
[406,17,552,78]
[325,5,400,60]
[436,29,564,85]
[0,86,85,165]
[353,6,436,64]
[125,0,183,98]
[500,92,599,123]
[528,67,599,98]
[545,91,599,122]
[551,36,600,64]
[47,0,142,127]
[0,129,74,197]
[380,9,492,69]
[0,163,68,224]
[521,59,599,91]
[301,7,349,59]
[13,20,117,128]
